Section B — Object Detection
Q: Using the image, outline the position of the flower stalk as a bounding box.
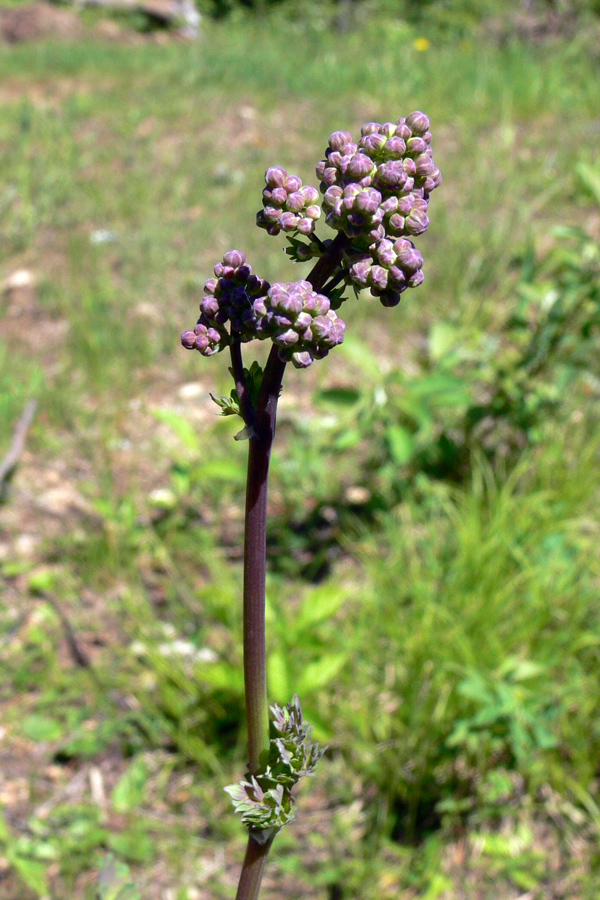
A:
[181,113,442,900]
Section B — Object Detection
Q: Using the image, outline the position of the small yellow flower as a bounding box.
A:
[413,36,430,52]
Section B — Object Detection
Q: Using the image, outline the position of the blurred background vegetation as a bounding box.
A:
[1,0,600,897]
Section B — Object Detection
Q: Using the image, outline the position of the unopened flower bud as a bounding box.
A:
[328,130,353,151]
[387,214,405,235]
[404,208,429,235]
[415,154,435,178]
[405,111,430,135]
[383,136,406,159]
[408,269,425,287]
[284,174,303,193]
[376,239,396,267]
[377,161,407,189]
[300,185,320,204]
[406,136,428,156]
[181,330,196,349]
[346,154,375,179]
[394,239,423,272]
[291,350,314,368]
[222,249,246,268]
[361,122,382,135]
[360,133,387,155]
[355,188,382,215]
[265,166,287,188]
[370,265,389,290]
[395,122,412,141]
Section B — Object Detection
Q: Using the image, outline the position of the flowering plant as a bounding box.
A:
[181,113,441,900]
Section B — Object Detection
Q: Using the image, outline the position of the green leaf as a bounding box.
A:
[409,373,471,405]
[151,408,199,451]
[111,760,148,813]
[296,586,348,631]
[315,387,361,407]
[386,425,415,466]
[340,335,383,380]
[297,653,348,695]
[21,715,64,743]
[576,162,600,207]
[195,662,243,692]
[0,809,11,843]
[429,322,459,362]
[7,851,49,897]
[106,829,153,864]
[198,459,246,482]
[333,427,363,451]
[268,651,291,704]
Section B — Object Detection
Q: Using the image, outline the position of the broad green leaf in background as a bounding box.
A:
[268,651,291,704]
[21,715,64,743]
[297,653,348,695]
[386,424,416,466]
[315,387,361,407]
[106,829,154,864]
[576,162,600,206]
[296,585,348,631]
[428,322,460,362]
[0,808,10,842]
[6,852,49,898]
[111,759,148,813]
[151,408,200,452]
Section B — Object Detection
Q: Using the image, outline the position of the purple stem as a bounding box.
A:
[235,230,349,900]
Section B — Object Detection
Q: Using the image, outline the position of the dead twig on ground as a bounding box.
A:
[0,399,37,498]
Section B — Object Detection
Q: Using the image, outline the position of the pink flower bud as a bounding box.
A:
[304,205,321,220]
[387,214,405,235]
[284,174,303,193]
[297,218,314,234]
[328,130,353,151]
[181,330,196,349]
[291,350,314,368]
[406,111,430,135]
[360,133,387,155]
[406,136,428,156]
[279,212,299,231]
[370,265,389,290]
[265,166,287,188]
[383,136,406,158]
[394,122,412,142]
[271,187,288,207]
[415,154,435,178]
[346,153,375,179]
[286,191,305,212]
[355,188,382,215]
[300,185,320,204]
[223,249,246,268]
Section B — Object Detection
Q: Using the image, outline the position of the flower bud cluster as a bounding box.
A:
[257,166,322,236]
[347,237,424,306]
[181,250,271,356]
[316,112,441,306]
[224,696,325,840]
[254,280,346,369]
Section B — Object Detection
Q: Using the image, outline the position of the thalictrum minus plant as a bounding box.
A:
[181,113,441,900]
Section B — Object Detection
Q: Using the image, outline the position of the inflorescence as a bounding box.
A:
[224,696,325,842]
[182,112,441,364]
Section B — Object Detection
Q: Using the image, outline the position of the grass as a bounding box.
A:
[1,8,600,899]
